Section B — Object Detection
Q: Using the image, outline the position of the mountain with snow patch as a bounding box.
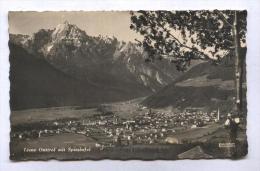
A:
[10,21,181,92]
[9,21,183,109]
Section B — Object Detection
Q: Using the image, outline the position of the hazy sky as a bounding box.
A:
[9,11,142,42]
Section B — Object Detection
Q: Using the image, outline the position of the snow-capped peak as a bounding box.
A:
[51,21,87,43]
[52,20,70,38]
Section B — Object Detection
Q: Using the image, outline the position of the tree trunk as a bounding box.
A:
[232,11,243,116]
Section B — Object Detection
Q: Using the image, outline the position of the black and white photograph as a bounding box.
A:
[9,10,248,161]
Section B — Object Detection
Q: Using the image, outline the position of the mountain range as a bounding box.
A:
[9,21,181,110]
[10,21,243,112]
[142,61,238,113]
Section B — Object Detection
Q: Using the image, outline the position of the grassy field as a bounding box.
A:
[10,133,98,160]
[166,124,222,142]
[11,97,147,126]
[11,106,100,126]
[10,134,194,160]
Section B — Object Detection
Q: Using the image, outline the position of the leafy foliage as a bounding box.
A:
[130,10,247,71]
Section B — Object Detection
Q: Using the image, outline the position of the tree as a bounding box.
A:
[130,10,247,116]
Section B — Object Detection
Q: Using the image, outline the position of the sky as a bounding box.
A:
[8,11,142,42]
[8,11,228,59]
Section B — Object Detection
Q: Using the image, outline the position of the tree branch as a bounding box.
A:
[157,23,210,60]
[216,10,233,27]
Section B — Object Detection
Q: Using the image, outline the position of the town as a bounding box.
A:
[11,104,222,152]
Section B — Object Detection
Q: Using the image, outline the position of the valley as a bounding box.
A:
[9,20,247,160]
[10,98,247,160]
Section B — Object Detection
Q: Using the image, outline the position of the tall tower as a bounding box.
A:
[217,108,220,121]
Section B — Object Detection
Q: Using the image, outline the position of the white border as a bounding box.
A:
[0,0,260,171]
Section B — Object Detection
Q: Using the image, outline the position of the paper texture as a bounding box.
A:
[9,11,247,160]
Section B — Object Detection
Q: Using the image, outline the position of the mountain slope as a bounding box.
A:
[9,43,150,110]
[10,21,181,93]
[142,61,237,112]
